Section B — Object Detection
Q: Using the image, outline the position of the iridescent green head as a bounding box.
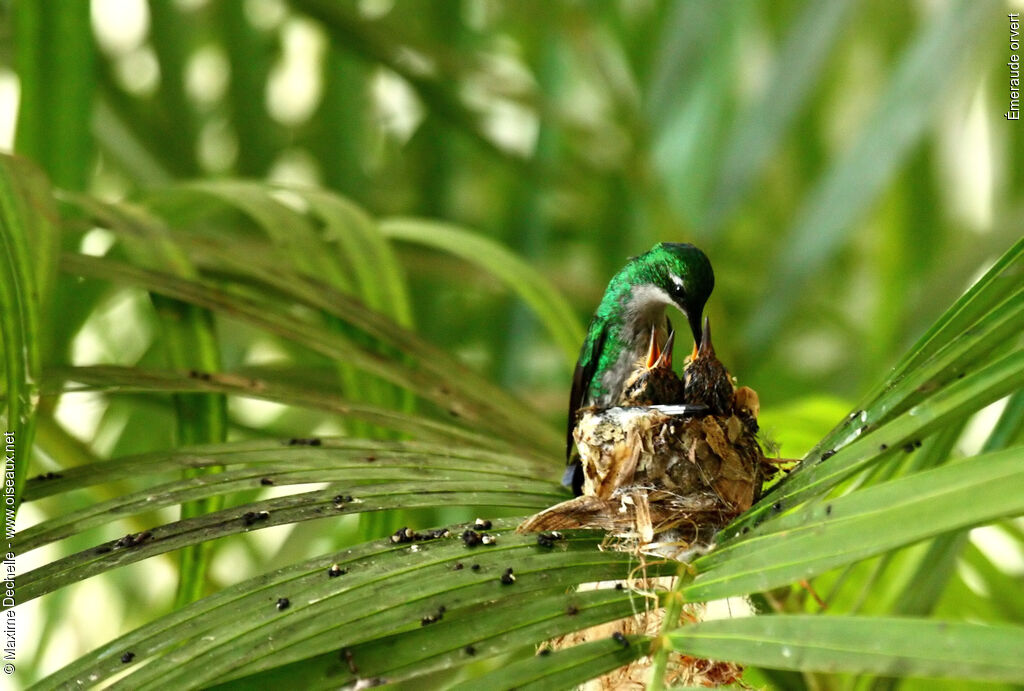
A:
[600,242,714,346]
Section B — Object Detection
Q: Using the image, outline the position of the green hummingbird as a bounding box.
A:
[565,242,715,494]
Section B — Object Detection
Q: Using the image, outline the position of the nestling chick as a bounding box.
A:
[683,316,734,416]
[619,326,684,406]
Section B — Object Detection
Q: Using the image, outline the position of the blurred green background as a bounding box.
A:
[5,0,1023,686]
[9,0,1020,423]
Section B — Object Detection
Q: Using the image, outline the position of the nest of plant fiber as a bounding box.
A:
[519,321,778,688]
[519,385,777,557]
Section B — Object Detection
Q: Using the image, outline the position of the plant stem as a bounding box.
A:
[648,561,696,690]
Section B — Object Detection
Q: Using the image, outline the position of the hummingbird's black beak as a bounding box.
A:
[687,311,703,351]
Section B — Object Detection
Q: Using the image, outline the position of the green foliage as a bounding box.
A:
[666,616,1024,682]
[1,1,1022,689]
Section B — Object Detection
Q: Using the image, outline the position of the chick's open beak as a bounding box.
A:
[689,316,717,362]
[655,328,675,369]
[644,324,661,369]
[643,325,676,370]
[698,315,715,358]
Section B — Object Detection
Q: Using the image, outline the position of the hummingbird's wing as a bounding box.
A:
[566,320,608,461]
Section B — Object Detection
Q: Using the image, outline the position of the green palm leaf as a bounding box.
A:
[668,616,1024,683]
[6,1,1023,687]
[9,158,1023,689]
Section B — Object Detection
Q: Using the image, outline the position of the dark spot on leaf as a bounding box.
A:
[121,651,135,664]
[566,604,579,616]
[500,567,515,585]
[880,444,888,451]
[243,511,269,526]
[537,532,561,548]
[391,526,449,543]
[615,582,624,590]
[821,449,836,460]
[826,504,832,516]
[287,438,321,446]
[473,518,492,530]
[421,605,445,625]
[771,502,782,514]
[538,647,552,656]
[260,478,274,486]
[115,531,152,548]
[276,598,290,611]
[365,456,376,462]
[391,527,415,544]
[95,545,112,554]
[453,562,464,571]
[461,529,482,547]
[33,471,63,481]
[341,648,358,674]
[328,564,346,578]
[471,564,481,571]
[957,372,965,379]
[612,631,628,648]
[464,645,476,656]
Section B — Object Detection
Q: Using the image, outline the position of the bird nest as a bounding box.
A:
[518,373,773,685]
[520,387,770,555]
[519,316,780,559]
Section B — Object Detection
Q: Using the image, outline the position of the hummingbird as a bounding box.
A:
[565,243,715,495]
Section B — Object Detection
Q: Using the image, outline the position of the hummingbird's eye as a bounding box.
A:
[668,273,686,300]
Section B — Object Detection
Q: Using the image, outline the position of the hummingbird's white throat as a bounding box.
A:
[622,283,675,336]
[590,282,677,407]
